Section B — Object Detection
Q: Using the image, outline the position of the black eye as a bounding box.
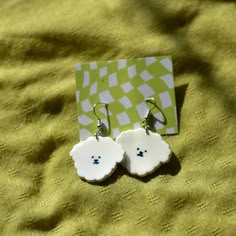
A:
[145,150,147,153]
[98,156,101,159]
[91,156,94,159]
[137,148,139,150]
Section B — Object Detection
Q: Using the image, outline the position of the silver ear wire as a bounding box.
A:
[142,97,157,135]
[93,102,108,140]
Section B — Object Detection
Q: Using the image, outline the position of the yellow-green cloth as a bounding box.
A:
[0,1,235,235]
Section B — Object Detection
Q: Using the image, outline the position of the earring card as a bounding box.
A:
[74,56,178,140]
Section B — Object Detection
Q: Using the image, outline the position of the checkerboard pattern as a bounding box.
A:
[75,56,178,140]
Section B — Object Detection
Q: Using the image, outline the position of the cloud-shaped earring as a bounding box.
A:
[70,103,124,182]
[116,98,171,177]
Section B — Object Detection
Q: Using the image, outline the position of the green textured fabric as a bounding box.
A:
[0,1,235,235]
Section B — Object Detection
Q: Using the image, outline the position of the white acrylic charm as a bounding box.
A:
[70,136,124,182]
[116,128,171,176]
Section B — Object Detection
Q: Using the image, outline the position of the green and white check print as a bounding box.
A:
[75,56,178,140]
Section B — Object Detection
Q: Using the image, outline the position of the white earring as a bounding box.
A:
[116,98,171,177]
[70,103,124,182]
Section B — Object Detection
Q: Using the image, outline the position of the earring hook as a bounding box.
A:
[145,97,157,119]
[142,97,157,134]
[93,102,108,140]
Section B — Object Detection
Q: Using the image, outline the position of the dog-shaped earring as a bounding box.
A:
[116,98,171,177]
[70,103,124,182]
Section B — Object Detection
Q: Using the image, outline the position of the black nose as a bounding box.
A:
[137,151,144,157]
[93,159,99,164]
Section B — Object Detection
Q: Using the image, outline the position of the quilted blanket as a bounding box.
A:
[0,0,235,235]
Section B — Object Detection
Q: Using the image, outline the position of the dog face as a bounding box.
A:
[70,136,124,182]
[116,128,171,176]
[136,147,147,157]
[91,155,101,165]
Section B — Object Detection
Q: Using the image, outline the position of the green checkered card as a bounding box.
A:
[75,56,178,140]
